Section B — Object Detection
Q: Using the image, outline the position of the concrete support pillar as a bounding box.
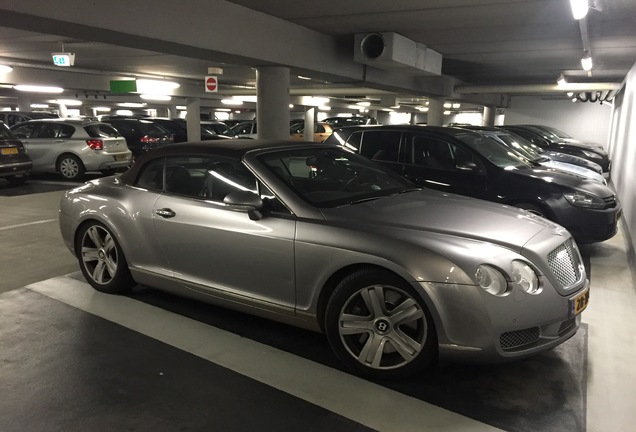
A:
[427,99,444,126]
[58,104,68,118]
[17,96,31,111]
[185,98,201,141]
[482,106,496,126]
[410,113,417,125]
[304,107,315,142]
[256,66,290,140]
[166,104,177,118]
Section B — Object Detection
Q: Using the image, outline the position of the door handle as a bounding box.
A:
[155,208,176,218]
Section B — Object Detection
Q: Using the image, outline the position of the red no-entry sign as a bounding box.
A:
[205,76,218,92]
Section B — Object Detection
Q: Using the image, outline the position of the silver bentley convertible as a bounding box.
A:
[59,140,590,378]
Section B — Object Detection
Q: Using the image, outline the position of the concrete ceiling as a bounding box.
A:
[0,0,634,115]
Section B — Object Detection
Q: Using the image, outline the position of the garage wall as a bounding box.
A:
[607,62,636,262]
[503,96,613,147]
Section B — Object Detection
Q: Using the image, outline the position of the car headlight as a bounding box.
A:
[475,265,508,296]
[564,191,605,209]
[581,150,602,159]
[511,260,540,294]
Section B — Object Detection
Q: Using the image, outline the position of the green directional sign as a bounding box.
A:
[110,80,137,93]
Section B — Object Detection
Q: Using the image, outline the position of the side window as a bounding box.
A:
[344,131,362,151]
[198,157,257,202]
[411,136,478,171]
[35,123,57,138]
[135,158,165,191]
[359,131,401,162]
[11,123,36,138]
[59,125,75,138]
[315,124,325,133]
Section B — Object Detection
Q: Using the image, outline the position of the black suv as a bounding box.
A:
[324,125,621,243]
[100,116,174,157]
[499,125,611,172]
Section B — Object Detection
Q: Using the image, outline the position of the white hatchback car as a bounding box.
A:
[11,119,132,181]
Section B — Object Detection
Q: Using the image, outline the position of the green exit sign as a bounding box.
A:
[110,80,137,93]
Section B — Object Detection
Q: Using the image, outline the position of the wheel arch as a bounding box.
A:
[506,199,556,221]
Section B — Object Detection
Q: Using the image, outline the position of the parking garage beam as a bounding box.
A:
[256,67,290,140]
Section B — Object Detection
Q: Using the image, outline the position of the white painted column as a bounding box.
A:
[185,98,201,141]
[482,106,496,126]
[58,104,68,118]
[304,107,315,142]
[427,99,444,126]
[256,67,290,140]
[17,96,31,111]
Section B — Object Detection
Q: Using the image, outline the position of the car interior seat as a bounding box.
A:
[165,165,192,195]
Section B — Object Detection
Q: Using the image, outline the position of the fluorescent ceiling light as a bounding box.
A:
[234,95,257,102]
[570,0,589,20]
[444,110,451,115]
[118,102,146,108]
[115,110,134,116]
[417,106,429,112]
[581,55,593,71]
[54,99,82,106]
[297,75,311,80]
[215,108,232,112]
[301,96,329,106]
[14,84,64,93]
[0,65,13,73]
[136,79,180,94]
[140,94,172,101]
[221,98,243,105]
[289,104,294,108]
[452,103,461,109]
[30,104,50,109]
[356,101,371,107]
[93,107,111,112]
[319,105,331,111]
[443,102,452,108]
[176,105,187,110]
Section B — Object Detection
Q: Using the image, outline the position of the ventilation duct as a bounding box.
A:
[354,32,442,76]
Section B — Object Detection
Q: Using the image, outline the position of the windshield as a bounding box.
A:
[257,147,414,208]
[455,133,533,169]
[491,133,542,161]
[537,125,571,139]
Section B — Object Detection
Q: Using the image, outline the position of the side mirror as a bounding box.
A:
[223,190,264,221]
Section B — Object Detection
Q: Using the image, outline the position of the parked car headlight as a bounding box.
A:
[581,150,601,159]
[564,191,605,209]
[511,260,540,294]
[475,265,508,296]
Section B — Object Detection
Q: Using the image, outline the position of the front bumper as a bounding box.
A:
[421,277,588,364]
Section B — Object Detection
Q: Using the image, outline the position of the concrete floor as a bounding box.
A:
[1,182,635,431]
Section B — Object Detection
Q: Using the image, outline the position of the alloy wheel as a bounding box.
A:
[80,225,119,285]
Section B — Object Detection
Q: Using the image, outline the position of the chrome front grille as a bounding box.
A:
[500,327,540,350]
[603,195,617,208]
[548,239,583,289]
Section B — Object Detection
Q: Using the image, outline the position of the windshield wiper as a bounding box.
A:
[348,196,384,205]
[398,188,422,194]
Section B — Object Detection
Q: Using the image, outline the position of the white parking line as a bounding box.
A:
[27,274,503,432]
[0,219,57,231]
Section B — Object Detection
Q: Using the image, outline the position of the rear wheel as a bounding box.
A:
[76,222,134,293]
[324,269,437,379]
[57,154,85,181]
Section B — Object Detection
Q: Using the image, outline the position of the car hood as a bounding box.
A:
[320,189,558,253]
[557,139,606,154]
[512,166,612,197]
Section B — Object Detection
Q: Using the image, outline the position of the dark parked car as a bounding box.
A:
[143,118,235,143]
[60,139,589,378]
[0,111,59,127]
[325,125,621,243]
[0,121,31,184]
[499,125,611,172]
[322,115,379,127]
[100,116,174,157]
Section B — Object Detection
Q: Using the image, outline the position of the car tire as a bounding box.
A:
[324,268,437,379]
[516,203,548,219]
[57,154,85,181]
[76,222,134,294]
[6,175,28,185]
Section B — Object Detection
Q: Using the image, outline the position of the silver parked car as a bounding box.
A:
[11,118,132,181]
[59,140,589,378]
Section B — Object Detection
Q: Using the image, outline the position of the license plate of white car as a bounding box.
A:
[571,287,590,316]
[114,154,128,161]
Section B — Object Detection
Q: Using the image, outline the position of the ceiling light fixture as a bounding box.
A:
[93,107,111,112]
[221,98,243,106]
[356,101,371,107]
[118,102,147,108]
[30,104,50,109]
[581,55,593,71]
[136,79,180,94]
[140,94,172,101]
[54,99,82,106]
[570,0,589,20]
[297,75,312,80]
[0,65,13,73]
[14,84,64,93]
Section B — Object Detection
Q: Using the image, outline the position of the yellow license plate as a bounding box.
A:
[1,147,18,155]
[571,288,590,316]
[114,154,128,161]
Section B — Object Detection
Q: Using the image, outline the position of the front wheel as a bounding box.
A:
[76,222,134,293]
[324,269,437,379]
[57,154,85,181]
